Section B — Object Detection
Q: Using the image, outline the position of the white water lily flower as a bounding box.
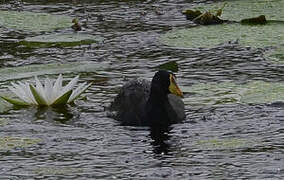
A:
[1,74,92,106]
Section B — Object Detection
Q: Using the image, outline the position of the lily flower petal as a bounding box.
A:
[68,82,92,103]
[44,78,54,105]
[30,84,48,106]
[16,82,37,104]
[61,75,79,96]
[53,90,73,106]
[4,74,91,106]
[25,82,38,105]
[35,76,47,101]
[8,85,31,103]
[53,74,63,98]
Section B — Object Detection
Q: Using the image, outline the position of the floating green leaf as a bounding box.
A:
[161,22,284,48]
[0,61,109,81]
[0,136,41,150]
[196,138,252,150]
[194,0,284,22]
[241,81,284,104]
[52,90,72,106]
[182,82,242,107]
[29,84,48,106]
[157,61,178,72]
[21,33,103,48]
[264,45,284,63]
[0,10,72,32]
[182,81,284,107]
[0,96,30,106]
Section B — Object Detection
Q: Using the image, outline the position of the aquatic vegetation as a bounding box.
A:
[182,9,202,21]
[1,74,92,106]
[0,136,41,150]
[196,138,252,150]
[241,81,284,104]
[183,3,227,25]
[194,0,284,22]
[165,0,284,49]
[192,11,226,25]
[0,10,72,32]
[241,15,267,25]
[161,22,284,48]
[183,81,284,107]
[21,33,102,48]
[71,18,82,31]
[0,62,109,81]
[264,45,284,63]
[157,61,178,72]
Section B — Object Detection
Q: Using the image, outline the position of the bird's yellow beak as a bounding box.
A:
[168,74,183,98]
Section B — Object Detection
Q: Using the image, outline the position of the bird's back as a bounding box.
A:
[109,78,150,126]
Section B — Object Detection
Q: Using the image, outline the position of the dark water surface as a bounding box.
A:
[0,0,283,179]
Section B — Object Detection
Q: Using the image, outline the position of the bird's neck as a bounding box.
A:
[145,89,170,126]
[148,84,168,103]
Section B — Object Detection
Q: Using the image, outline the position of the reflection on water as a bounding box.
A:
[34,106,74,123]
[150,126,172,155]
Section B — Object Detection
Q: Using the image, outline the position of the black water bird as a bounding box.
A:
[109,70,185,127]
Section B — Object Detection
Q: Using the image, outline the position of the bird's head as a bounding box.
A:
[151,70,183,98]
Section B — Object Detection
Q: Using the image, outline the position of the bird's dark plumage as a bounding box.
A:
[109,70,185,127]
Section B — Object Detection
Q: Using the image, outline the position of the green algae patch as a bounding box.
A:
[0,61,109,81]
[182,81,284,107]
[33,167,83,175]
[196,138,252,150]
[0,136,41,150]
[21,33,102,48]
[0,10,72,32]
[194,0,284,22]
[161,22,284,48]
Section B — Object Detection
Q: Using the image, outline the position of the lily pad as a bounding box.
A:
[161,22,284,48]
[241,81,284,104]
[0,136,41,150]
[182,81,284,107]
[0,10,72,32]
[21,34,102,48]
[194,0,284,22]
[264,45,284,63]
[0,61,109,81]
[182,82,242,107]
